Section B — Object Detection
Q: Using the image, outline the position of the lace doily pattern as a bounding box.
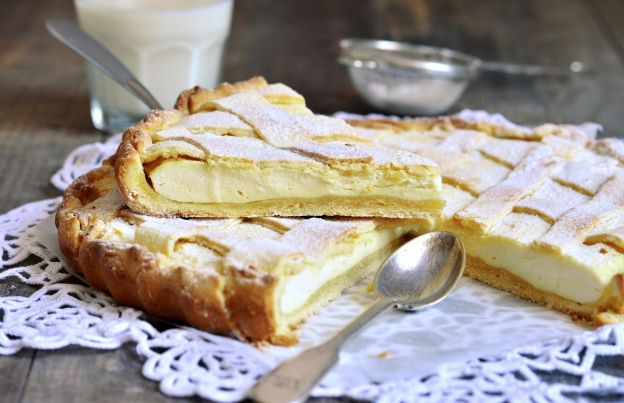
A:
[50,133,122,191]
[0,113,622,402]
[0,198,67,287]
[324,324,624,402]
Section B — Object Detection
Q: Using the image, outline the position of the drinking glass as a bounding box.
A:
[74,0,234,133]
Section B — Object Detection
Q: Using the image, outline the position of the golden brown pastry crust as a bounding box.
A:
[174,76,269,114]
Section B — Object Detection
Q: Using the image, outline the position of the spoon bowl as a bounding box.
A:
[376,231,465,310]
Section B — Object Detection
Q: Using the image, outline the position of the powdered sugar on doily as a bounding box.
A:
[0,114,622,402]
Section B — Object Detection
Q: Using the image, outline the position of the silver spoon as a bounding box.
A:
[246,231,466,403]
[45,18,162,110]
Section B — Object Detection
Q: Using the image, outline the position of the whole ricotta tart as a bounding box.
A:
[56,165,423,345]
[347,113,624,325]
[114,77,443,219]
[58,78,624,343]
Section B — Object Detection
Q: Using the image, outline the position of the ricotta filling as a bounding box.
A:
[465,236,622,304]
[147,159,440,204]
[280,227,405,314]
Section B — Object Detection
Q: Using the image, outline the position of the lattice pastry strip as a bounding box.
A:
[551,153,620,196]
[442,151,511,196]
[455,146,562,233]
[514,179,591,224]
[535,172,624,252]
[586,227,624,250]
[478,138,536,168]
[181,111,255,136]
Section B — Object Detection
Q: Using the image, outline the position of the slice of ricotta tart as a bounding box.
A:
[56,165,425,345]
[114,77,442,219]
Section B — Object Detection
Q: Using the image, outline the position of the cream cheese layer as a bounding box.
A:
[451,216,624,304]
[279,227,407,314]
[148,159,441,204]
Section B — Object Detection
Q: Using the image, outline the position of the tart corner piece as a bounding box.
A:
[57,165,423,345]
[113,77,443,219]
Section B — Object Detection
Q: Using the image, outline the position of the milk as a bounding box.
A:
[75,0,234,132]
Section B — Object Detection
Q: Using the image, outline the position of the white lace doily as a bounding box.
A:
[1,111,623,402]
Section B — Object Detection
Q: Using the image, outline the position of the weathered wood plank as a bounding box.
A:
[591,0,624,60]
[0,350,34,403]
[19,345,341,402]
[367,0,624,137]
[0,0,102,213]
[19,346,184,403]
[224,0,375,114]
[590,0,624,138]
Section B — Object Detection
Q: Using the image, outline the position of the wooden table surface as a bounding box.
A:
[1,0,623,402]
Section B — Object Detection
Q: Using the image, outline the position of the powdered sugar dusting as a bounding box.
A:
[295,114,364,142]
[552,155,619,196]
[181,111,254,135]
[255,83,305,102]
[515,179,590,223]
[478,138,536,167]
[454,109,532,136]
[154,126,195,141]
[442,152,511,195]
[208,91,306,146]
[536,172,624,251]
[455,146,562,232]
[594,138,624,163]
[149,85,438,176]
[344,110,624,276]
[281,218,375,258]
[171,132,318,163]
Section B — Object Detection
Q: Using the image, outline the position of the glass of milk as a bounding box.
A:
[74,0,234,133]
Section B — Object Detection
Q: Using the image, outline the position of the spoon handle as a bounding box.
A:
[246,299,390,403]
[45,18,163,110]
[480,60,586,76]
